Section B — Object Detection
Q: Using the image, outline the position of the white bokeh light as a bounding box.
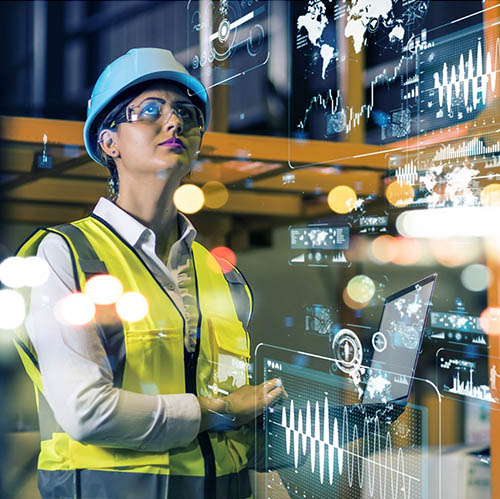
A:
[23,256,51,287]
[0,257,27,288]
[461,264,490,292]
[115,292,149,322]
[397,207,500,238]
[0,289,25,329]
[85,274,123,305]
[57,293,96,326]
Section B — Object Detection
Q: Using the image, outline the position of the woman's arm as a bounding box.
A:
[26,233,201,452]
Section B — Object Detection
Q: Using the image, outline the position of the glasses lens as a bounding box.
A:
[127,99,203,131]
[134,100,163,122]
[175,104,203,131]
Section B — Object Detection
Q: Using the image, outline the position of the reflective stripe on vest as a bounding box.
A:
[38,468,252,499]
[14,216,253,499]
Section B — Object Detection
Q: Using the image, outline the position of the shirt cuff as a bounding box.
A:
[162,393,201,449]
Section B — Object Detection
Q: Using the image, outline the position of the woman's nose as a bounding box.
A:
[163,112,183,135]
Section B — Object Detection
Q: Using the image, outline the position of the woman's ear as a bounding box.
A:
[98,129,120,158]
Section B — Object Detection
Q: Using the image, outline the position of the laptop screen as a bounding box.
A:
[362,274,437,404]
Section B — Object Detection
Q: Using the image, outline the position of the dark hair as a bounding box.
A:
[94,79,201,197]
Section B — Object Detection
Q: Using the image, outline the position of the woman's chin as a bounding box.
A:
[154,162,191,180]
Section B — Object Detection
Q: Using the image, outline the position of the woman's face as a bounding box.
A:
[110,82,202,179]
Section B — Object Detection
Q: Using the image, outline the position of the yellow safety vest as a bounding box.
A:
[14,215,254,499]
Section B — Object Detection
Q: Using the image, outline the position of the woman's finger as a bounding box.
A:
[262,378,282,393]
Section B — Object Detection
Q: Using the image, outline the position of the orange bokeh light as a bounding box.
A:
[480,307,500,336]
[370,235,398,263]
[386,181,414,208]
[480,183,500,207]
[392,237,422,265]
[429,238,478,267]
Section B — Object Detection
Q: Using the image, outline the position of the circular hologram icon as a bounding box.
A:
[372,331,387,352]
[332,328,363,374]
[218,18,230,43]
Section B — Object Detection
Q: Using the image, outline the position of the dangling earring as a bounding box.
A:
[107,177,116,201]
[194,150,201,159]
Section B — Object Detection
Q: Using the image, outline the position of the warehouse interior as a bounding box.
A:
[1,1,499,498]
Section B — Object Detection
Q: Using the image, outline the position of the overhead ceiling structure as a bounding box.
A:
[0,116,392,225]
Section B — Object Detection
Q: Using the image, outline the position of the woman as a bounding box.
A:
[15,48,284,499]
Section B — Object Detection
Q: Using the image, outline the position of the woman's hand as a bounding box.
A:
[199,378,286,432]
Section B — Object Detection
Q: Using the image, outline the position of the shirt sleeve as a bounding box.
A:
[25,233,201,452]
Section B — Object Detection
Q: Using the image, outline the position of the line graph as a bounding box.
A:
[279,398,419,499]
[297,55,414,135]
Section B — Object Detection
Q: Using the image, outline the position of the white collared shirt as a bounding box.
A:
[93,198,200,352]
[25,198,203,451]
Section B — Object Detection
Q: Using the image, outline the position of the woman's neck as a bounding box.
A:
[116,171,181,255]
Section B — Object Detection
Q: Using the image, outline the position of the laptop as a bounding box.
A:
[334,272,438,423]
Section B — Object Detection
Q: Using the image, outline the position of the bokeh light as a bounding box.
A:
[0,256,27,288]
[461,264,490,292]
[386,181,414,208]
[370,235,398,264]
[327,185,357,214]
[116,292,149,322]
[392,237,422,265]
[345,236,370,262]
[202,181,229,209]
[346,275,376,304]
[429,238,479,267]
[57,293,96,326]
[210,246,237,274]
[85,274,123,305]
[480,183,500,207]
[480,307,500,336]
[0,289,25,329]
[23,256,50,287]
[397,207,500,238]
[342,287,368,310]
[173,184,205,214]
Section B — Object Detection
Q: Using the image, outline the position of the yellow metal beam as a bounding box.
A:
[0,115,393,168]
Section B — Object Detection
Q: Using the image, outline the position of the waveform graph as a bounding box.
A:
[419,22,500,134]
[264,359,429,499]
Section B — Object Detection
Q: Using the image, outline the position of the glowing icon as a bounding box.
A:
[372,331,387,352]
[332,328,362,374]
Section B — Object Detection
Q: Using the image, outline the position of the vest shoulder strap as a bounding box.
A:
[52,223,108,279]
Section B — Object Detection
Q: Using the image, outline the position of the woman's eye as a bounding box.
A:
[178,106,194,120]
[140,103,161,118]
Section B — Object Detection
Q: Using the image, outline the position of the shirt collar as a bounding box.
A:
[92,197,197,249]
